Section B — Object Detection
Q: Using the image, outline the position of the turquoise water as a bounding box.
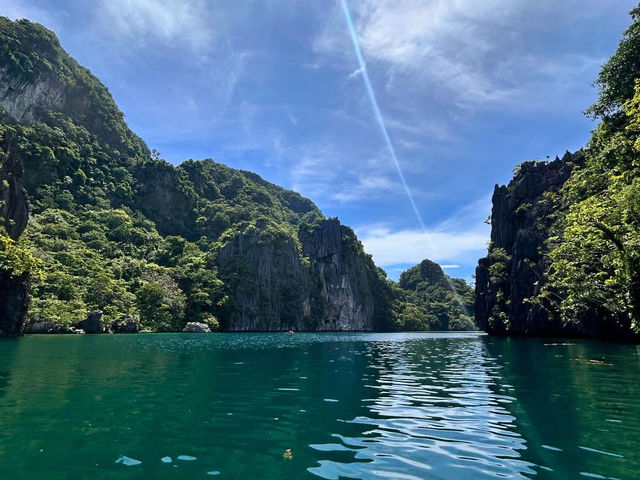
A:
[0,332,638,479]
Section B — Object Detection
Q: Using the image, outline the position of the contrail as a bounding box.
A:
[339,0,470,316]
[339,0,426,231]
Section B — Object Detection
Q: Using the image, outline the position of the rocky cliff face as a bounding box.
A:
[217,219,381,331]
[0,142,30,336]
[475,152,584,335]
[0,66,66,124]
[300,219,375,331]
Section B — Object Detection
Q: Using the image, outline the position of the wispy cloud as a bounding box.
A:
[0,0,62,31]
[316,0,608,114]
[288,144,401,203]
[347,63,366,80]
[98,0,213,51]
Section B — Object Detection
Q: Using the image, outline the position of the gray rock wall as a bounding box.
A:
[475,152,583,335]
[217,219,379,331]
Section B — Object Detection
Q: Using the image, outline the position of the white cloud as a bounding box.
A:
[359,226,487,267]
[356,195,491,267]
[98,0,213,51]
[347,64,366,80]
[287,143,404,204]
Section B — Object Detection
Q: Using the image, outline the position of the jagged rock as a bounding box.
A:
[77,310,104,334]
[183,322,211,333]
[475,152,584,335]
[111,317,140,334]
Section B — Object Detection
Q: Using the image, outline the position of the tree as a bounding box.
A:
[136,271,186,331]
[587,6,640,118]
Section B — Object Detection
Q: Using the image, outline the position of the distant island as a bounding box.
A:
[2,4,640,341]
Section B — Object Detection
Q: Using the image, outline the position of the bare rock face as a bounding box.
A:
[216,220,309,331]
[299,219,374,331]
[183,322,211,333]
[475,152,584,335]
[0,67,67,124]
[217,219,383,331]
[0,143,28,241]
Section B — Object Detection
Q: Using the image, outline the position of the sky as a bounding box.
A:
[1,0,637,282]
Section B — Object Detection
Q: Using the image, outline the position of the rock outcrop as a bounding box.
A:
[475,152,584,335]
[299,219,376,331]
[77,310,105,334]
[183,322,211,333]
[217,219,387,331]
[0,140,29,336]
[111,317,140,334]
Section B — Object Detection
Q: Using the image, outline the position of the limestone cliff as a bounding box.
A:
[0,140,30,336]
[217,219,387,331]
[475,152,584,335]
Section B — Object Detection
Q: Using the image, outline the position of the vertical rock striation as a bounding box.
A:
[217,219,383,331]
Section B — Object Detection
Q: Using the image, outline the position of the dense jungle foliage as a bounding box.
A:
[538,6,640,335]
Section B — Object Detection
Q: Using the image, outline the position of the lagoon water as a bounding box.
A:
[0,332,637,479]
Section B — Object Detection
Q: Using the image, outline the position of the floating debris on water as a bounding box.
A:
[115,456,141,466]
[579,446,624,458]
[542,445,562,452]
[323,398,339,402]
[207,471,220,476]
[177,455,197,461]
[161,456,172,463]
[283,448,293,460]
[579,472,607,479]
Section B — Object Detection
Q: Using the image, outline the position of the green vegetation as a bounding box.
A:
[536,6,640,336]
[392,259,475,331]
[0,232,41,279]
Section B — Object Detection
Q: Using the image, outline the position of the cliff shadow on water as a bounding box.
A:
[483,336,640,477]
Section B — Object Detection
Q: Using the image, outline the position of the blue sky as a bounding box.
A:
[2,0,637,281]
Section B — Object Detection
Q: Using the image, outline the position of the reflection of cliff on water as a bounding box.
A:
[484,336,640,479]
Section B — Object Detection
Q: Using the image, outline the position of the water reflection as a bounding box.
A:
[309,337,536,479]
